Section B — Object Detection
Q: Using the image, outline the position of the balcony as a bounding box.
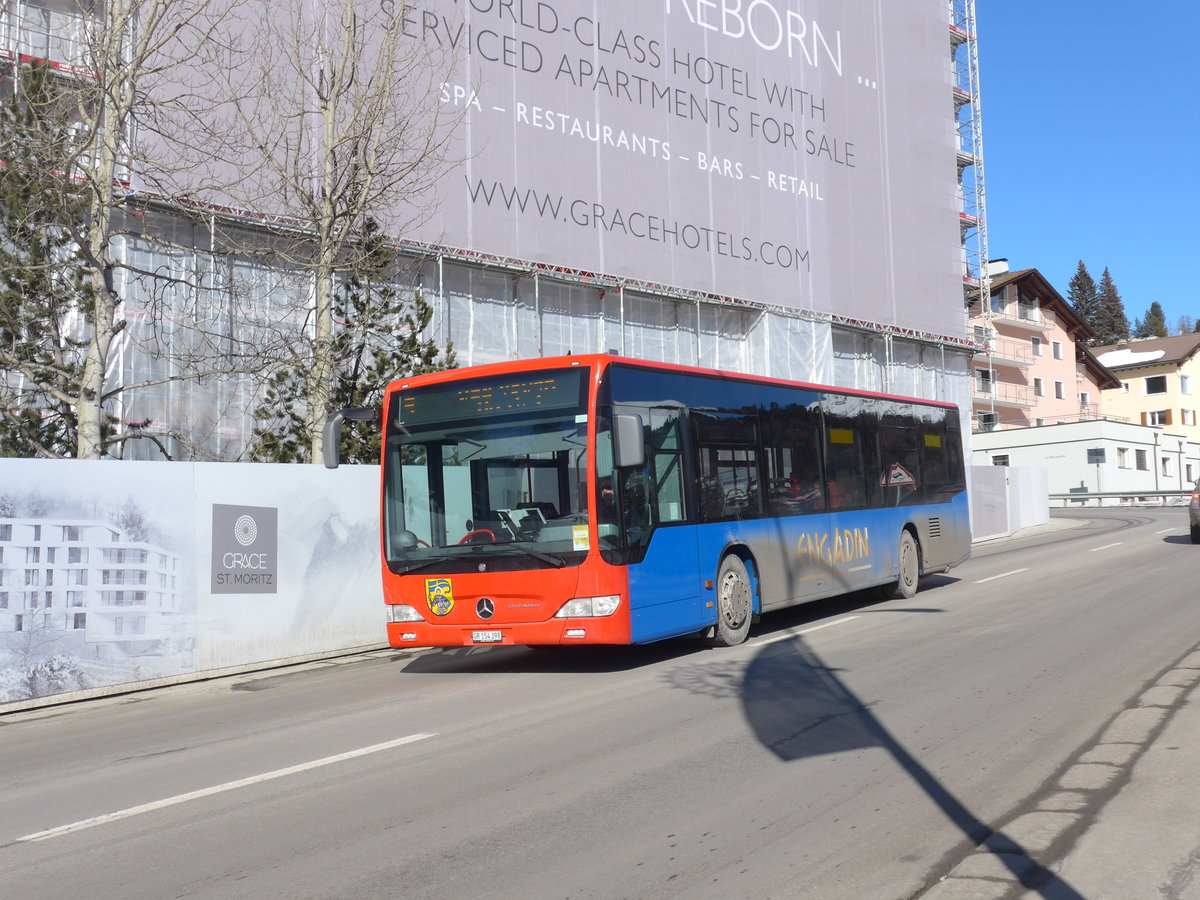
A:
[981,338,1033,366]
[973,382,1035,408]
[988,306,1057,333]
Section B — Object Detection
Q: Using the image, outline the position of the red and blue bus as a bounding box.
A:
[325,355,970,648]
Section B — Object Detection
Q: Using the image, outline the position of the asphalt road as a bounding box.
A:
[2,508,1197,900]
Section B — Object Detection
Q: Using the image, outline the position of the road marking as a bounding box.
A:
[17,733,437,843]
[750,615,862,647]
[1156,528,1175,534]
[974,568,1029,584]
[1090,542,1123,552]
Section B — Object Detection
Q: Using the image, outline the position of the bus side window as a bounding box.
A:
[823,422,866,509]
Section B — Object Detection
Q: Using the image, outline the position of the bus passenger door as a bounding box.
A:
[615,407,704,642]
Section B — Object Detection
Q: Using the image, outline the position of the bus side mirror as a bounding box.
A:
[613,414,645,469]
[323,407,379,469]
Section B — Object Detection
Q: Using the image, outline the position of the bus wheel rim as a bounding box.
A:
[720,569,750,627]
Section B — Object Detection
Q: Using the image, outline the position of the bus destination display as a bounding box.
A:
[398,369,583,426]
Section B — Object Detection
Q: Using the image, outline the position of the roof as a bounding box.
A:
[987,268,1091,338]
[1093,333,1200,370]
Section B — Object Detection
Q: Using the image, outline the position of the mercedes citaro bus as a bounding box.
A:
[325,355,970,648]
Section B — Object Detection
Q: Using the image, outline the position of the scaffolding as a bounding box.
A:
[951,0,992,431]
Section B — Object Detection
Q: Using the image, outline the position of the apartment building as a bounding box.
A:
[0,517,182,659]
[1094,334,1200,448]
[967,264,1120,432]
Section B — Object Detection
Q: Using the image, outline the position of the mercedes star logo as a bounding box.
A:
[476,597,495,620]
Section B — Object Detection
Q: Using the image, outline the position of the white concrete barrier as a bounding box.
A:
[0,460,384,710]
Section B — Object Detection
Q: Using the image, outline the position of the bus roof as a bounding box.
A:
[386,354,959,411]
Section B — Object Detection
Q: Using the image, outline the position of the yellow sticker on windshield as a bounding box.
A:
[572,525,590,551]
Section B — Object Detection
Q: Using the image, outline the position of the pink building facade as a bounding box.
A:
[967,265,1120,432]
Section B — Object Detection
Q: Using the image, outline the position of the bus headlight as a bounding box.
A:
[555,595,620,618]
[387,604,425,623]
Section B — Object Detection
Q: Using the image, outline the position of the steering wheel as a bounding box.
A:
[458,529,496,545]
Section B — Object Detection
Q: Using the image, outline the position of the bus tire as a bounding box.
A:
[887,530,921,600]
[712,554,754,647]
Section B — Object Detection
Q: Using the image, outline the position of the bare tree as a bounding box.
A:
[218,0,459,463]
[0,0,276,459]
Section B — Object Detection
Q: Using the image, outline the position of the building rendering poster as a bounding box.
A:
[403,0,961,335]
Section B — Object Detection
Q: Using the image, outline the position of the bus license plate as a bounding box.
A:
[472,630,502,643]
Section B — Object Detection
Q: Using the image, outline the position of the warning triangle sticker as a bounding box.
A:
[881,463,916,487]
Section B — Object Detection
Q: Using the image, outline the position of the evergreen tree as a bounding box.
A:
[1133,302,1168,339]
[1066,261,1099,329]
[249,222,455,464]
[0,64,99,457]
[1089,268,1130,346]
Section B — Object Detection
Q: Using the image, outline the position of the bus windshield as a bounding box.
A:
[382,368,591,574]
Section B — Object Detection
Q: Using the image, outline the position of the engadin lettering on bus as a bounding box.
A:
[796,527,869,568]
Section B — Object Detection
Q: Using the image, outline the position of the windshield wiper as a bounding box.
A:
[393,557,453,576]
[485,541,567,568]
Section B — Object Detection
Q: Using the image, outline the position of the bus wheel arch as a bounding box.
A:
[711,549,757,647]
[887,527,922,600]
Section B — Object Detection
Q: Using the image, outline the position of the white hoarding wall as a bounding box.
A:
[399,0,961,336]
[0,461,383,708]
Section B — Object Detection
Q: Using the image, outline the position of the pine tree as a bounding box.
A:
[249,222,455,464]
[1133,302,1168,339]
[0,64,99,457]
[1066,261,1099,328]
[1089,268,1130,346]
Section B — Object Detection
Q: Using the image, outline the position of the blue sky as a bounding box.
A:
[974,3,1200,333]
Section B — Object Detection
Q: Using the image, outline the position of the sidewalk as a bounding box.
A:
[920,534,1200,900]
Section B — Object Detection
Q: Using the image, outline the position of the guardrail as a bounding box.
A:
[1049,490,1194,507]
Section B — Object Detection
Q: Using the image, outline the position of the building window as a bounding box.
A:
[1117,447,1130,468]
[1183,375,1192,395]
[1034,377,1044,396]
[0,592,7,609]
[133,616,146,635]
[1188,464,1195,482]
[1136,449,1149,470]
[73,613,86,630]
[68,546,87,564]
[1080,391,1091,410]
[1184,409,1197,426]
[1034,418,1045,426]
[1031,337,1043,356]
[991,293,1005,314]
[62,526,80,541]
[1146,375,1168,394]
[992,455,1010,467]
[0,524,10,540]
[1148,410,1170,426]
[24,569,39,586]
[1054,381,1065,400]
[976,368,995,394]
[977,412,998,432]
[1052,341,1063,359]
[114,617,124,636]
[15,614,23,631]
[26,547,40,564]
[1162,457,1173,478]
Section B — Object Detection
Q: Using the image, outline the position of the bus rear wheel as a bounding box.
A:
[886,531,921,600]
[713,555,753,646]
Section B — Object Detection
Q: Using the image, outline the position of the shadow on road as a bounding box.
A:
[740,636,1085,898]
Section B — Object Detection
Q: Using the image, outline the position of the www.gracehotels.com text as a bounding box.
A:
[465,178,810,273]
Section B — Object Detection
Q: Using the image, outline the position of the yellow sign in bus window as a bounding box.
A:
[830,428,856,445]
[924,434,943,448]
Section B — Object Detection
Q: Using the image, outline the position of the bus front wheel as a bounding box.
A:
[712,555,753,647]
[887,531,921,600]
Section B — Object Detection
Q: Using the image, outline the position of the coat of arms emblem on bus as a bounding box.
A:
[426,578,455,616]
